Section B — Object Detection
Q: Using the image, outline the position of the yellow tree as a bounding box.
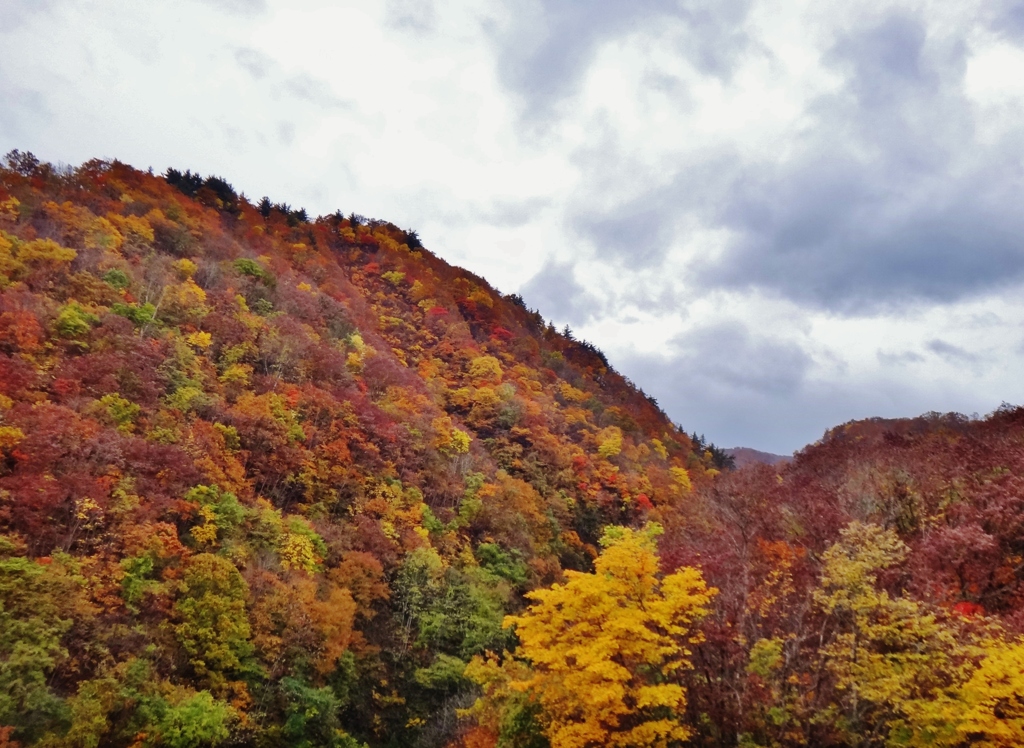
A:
[813,522,964,748]
[903,637,1024,748]
[502,524,715,748]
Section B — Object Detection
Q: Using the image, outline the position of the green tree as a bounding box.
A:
[173,554,253,690]
[0,541,72,743]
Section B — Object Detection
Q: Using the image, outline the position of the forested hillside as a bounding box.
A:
[0,153,715,748]
[2,152,1024,748]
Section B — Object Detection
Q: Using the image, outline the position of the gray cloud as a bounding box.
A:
[519,261,604,325]
[198,0,267,15]
[616,325,993,453]
[235,48,273,79]
[282,74,352,110]
[614,323,819,451]
[926,338,979,364]
[877,349,925,366]
[670,322,812,397]
[276,121,295,146]
[698,13,1024,311]
[988,0,1024,39]
[387,0,436,32]
[475,197,551,228]
[490,0,753,124]
[0,68,49,141]
[561,9,1024,314]
[0,0,59,30]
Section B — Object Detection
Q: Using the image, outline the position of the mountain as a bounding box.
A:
[3,151,1024,748]
[0,153,718,747]
[724,446,791,468]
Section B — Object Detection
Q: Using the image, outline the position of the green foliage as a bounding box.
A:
[233,257,275,287]
[0,542,73,742]
[173,554,253,687]
[413,653,468,691]
[152,690,236,748]
[279,676,365,748]
[121,552,159,612]
[97,392,141,433]
[476,543,528,586]
[101,268,131,289]
[185,485,245,548]
[111,301,158,326]
[54,302,97,340]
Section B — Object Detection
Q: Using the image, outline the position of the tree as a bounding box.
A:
[173,554,253,690]
[0,538,72,743]
[902,637,1024,748]
[813,522,963,748]
[500,525,715,748]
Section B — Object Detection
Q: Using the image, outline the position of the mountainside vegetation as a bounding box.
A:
[1,152,1023,748]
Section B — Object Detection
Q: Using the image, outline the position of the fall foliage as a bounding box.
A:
[2,151,1024,747]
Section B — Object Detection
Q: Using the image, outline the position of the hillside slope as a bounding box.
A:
[0,153,715,747]
[4,152,1024,748]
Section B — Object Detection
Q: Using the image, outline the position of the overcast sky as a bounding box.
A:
[3,0,1024,453]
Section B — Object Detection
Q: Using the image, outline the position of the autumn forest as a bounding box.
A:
[1,152,1023,748]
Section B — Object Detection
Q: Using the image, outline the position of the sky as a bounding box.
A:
[3,0,1024,454]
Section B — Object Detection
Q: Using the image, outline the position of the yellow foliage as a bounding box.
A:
[669,467,692,495]
[409,280,429,301]
[174,258,198,279]
[468,355,503,385]
[902,637,1024,748]
[191,505,220,546]
[0,425,25,450]
[107,212,155,244]
[651,438,668,460]
[18,237,77,270]
[432,415,471,457]
[0,231,19,285]
[948,638,1024,747]
[596,426,623,459]
[219,363,252,386]
[815,522,966,745]
[558,382,589,403]
[501,525,715,748]
[85,217,124,251]
[0,196,20,221]
[279,533,317,572]
[186,331,213,349]
[164,278,210,320]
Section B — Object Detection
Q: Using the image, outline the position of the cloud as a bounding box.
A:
[0,0,59,30]
[386,0,436,32]
[926,338,979,364]
[669,322,812,397]
[5,0,1024,453]
[235,48,273,79]
[0,67,48,141]
[519,261,604,326]
[988,0,1024,39]
[877,349,926,366]
[560,9,1024,314]
[197,0,267,15]
[613,323,819,451]
[282,74,353,110]
[489,0,753,124]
